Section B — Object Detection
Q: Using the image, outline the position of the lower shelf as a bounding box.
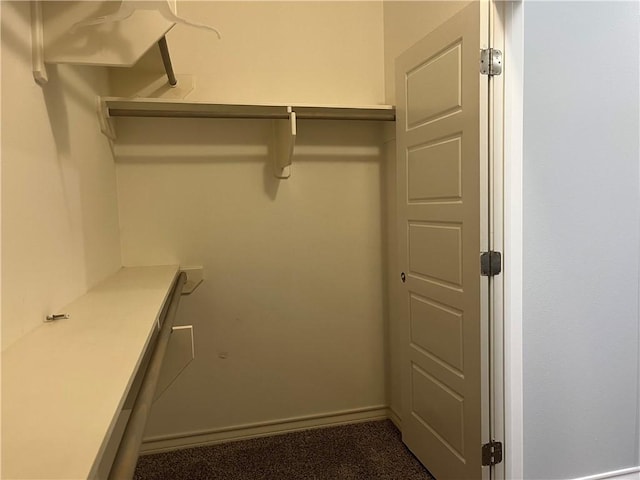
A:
[1,265,179,480]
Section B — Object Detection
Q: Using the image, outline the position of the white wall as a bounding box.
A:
[522,2,640,478]
[1,1,121,350]
[109,1,389,445]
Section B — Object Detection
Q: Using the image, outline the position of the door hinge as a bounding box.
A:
[482,440,503,466]
[480,48,502,76]
[480,251,502,277]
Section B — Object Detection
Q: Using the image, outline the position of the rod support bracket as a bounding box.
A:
[97,98,117,141]
[31,1,48,86]
[272,107,296,179]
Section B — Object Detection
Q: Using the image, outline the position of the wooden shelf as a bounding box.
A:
[1,265,179,480]
[100,97,396,179]
[102,97,396,121]
[41,2,174,67]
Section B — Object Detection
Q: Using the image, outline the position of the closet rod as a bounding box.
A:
[109,109,292,120]
[108,271,187,480]
[106,105,396,122]
[158,36,177,87]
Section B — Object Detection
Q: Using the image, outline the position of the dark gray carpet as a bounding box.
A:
[134,420,435,480]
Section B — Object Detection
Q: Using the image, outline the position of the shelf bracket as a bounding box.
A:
[97,98,117,141]
[31,1,48,86]
[272,107,296,179]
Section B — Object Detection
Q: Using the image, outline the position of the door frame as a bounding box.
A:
[477,1,526,478]
[500,1,524,478]
[486,0,525,478]
[489,1,505,479]
[461,2,525,477]
[387,1,524,476]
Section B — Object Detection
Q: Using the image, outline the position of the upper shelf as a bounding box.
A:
[99,97,396,179]
[41,2,175,67]
[101,97,397,121]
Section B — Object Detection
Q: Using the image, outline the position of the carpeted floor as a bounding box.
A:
[134,420,435,480]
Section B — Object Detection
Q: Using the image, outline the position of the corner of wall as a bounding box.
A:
[1,1,122,349]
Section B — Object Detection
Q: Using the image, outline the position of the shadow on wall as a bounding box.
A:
[43,1,136,62]
[1,6,75,197]
[42,65,72,157]
[39,63,120,287]
[262,161,281,202]
[1,1,122,349]
[113,117,385,202]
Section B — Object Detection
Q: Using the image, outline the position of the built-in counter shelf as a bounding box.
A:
[2,265,182,480]
[98,97,396,179]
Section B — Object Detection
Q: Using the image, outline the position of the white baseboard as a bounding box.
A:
[140,405,390,454]
[388,407,401,430]
[571,466,640,480]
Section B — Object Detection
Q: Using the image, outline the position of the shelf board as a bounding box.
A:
[42,3,175,67]
[2,266,179,480]
[102,97,396,121]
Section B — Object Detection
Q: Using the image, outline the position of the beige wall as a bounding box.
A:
[1,1,122,350]
[381,126,400,422]
[109,1,389,444]
[116,118,388,443]
[111,1,386,106]
[112,0,470,444]
[0,0,472,442]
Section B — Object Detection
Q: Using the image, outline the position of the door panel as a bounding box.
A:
[408,136,462,202]
[406,43,462,127]
[411,364,465,456]
[410,294,464,372]
[396,2,489,479]
[408,222,462,286]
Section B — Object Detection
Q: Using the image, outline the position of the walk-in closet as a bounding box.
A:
[3,1,640,480]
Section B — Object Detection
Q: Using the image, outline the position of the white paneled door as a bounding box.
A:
[396,2,490,479]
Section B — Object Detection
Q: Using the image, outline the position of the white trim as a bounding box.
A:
[503,1,524,479]
[388,407,402,430]
[637,0,640,470]
[570,466,640,480]
[489,0,506,480]
[489,2,506,480]
[140,405,389,454]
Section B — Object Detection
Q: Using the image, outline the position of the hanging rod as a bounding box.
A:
[108,272,187,480]
[102,98,396,122]
[157,36,177,87]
